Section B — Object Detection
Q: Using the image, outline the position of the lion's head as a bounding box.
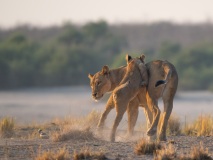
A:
[88,65,111,100]
[124,54,146,75]
[125,54,145,65]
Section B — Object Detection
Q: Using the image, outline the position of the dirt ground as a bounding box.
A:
[0,132,212,160]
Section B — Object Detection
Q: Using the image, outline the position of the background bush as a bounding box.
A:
[1,21,213,90]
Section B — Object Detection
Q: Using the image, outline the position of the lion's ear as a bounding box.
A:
[125,54,132,64]
[101,65,109,75]
[140,54,145,63]
[88,73,94,79]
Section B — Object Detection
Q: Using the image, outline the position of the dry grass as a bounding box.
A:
[52,127,96,142]
[179,142,213,160]
[187,143,212,160]
[167,114,181,135]
[73,147,107,160]
[182,124,196,136]
[14,122,56,139]
[154,142,213,160]
[0,111,213,160]
[35,146,107,160]
[154,144,177,160]
[35,148,70,160]
[0,117,15,138]
[0,110,100,140]
[52,110,100,130]
[183,114,213,136]
[51,110,100,142]
[85,110,101,128]
[134,138,162,155]
[194,114,213,136]
[158,113,213,137]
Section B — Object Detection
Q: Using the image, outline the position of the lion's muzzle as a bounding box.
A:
[92,92,103,101]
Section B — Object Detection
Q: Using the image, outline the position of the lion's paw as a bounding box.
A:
[158,134,167,141]
[147,128,157,136]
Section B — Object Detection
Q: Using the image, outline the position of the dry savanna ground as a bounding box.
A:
[0,111,213,160]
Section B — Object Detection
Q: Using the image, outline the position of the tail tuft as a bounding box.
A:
[155,80,167,87]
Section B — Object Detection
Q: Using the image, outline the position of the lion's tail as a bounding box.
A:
[155,69,172,87]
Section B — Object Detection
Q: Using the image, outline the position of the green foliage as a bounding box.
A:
[174,44,213,90]
[158,41,181,63]
[0,33,38,88]
[1,21,213,91]
[83,20,108,38]
[0,21,125,89]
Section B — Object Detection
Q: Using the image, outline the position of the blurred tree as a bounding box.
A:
[158,41,181,62]
[175,44,213,90]
[83,20,108,38]
[0,32,39,88]
[1,21,213,91]
[58,24,83,45]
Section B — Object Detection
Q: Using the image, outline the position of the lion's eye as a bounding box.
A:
[97,81,101,86]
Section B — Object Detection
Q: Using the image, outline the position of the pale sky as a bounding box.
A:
[1,0,213,28]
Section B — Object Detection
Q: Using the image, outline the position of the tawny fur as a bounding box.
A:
[88,54,178,142]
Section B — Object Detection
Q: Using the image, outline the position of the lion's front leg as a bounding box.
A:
[110,90,128,142]
[110,107,127,142]
[142,104,153,129]
[97,94,114,133]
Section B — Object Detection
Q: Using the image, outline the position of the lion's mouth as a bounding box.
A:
[92,94,103,101]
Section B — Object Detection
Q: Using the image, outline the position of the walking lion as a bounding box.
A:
[88,54,178,142]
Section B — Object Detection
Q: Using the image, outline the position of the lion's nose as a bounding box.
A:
[93,93,97,97]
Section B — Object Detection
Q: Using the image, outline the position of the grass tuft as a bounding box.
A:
[0,117,15,138]
[154,144,177,160]
[194,114,213,136]
[187,142,212,160]
[154,142,213,160]
[73,148,107,160]
[183,114,213,136]
[51,110,100,142]
[134,138,162,155]
[182,124,196,136]
[35,148,70,160]
[35,147,108,160]
[167,114,181,135]
[52,127,96,142]
[179,143,213,160]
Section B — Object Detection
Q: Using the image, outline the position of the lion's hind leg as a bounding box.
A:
[146,95,161,137]
[159,89,176,141]
[159,75,177,141]
[159,98,173,141]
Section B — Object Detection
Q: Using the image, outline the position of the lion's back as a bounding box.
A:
[145,60,178,98]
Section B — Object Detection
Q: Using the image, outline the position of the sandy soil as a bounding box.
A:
[0,131,212,160]
[0,88,212,159]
